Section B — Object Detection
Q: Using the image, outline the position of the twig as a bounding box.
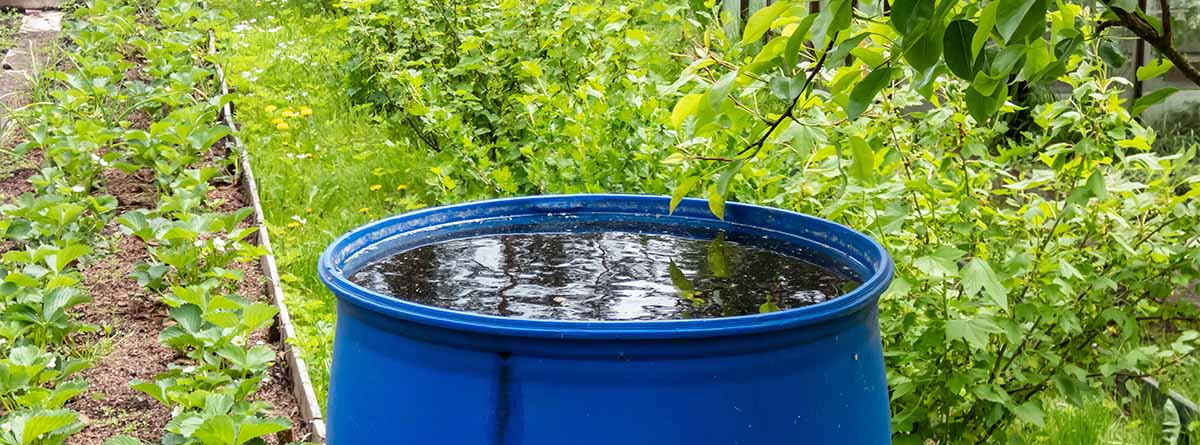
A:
[737,33,840,157]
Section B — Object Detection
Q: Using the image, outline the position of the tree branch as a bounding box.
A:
[1101,0,1200,87]
[1158,0,1171,41]
[738,33,839,157]
[1095,19,1121,36]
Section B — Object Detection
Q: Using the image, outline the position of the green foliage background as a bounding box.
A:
[215,0,1200,443]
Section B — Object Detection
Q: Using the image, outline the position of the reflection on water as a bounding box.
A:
[349,232,859,321]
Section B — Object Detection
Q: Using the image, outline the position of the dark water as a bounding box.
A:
[348,232,860,321]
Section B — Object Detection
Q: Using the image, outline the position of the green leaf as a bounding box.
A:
[742,1,789,45]
[783,15,818,72]
[828,33,870,65]
[131,379,169,405]
[707,185,725,220]
[759,298,781,313]
[945,317,1002,349]
[707,233,729,278]
[51,244,91,274]
[704,70,738,110]
[1109,0,1136,11]
[1051,373,1088,407]
[1162,399,1182,444]
[668,261,694,293]
[914,245,964,278]
[20,410,79,445]
[194,415,237,445]
[903,26,944,72]
[891,0,935,35]
[1068,170,1108,204]
[847,136,876,183]
[965,81,1007,122]
[811,0,852,46]
[995,0,1044,43]
[670,94,703,129]
[943,20,979,80]
[241,302,278,332]
[972,0,999,57]
[669,177,699,215]
[103,437,148,445]
[1099,39,1126,68]
[1137,58,1175,81]
[973,383,1011,404]
[1011,400,1045,427]
[715,159,744,197]
[1132,87,1179,117]
[990,44,1026,76]
[961,259,1008,310]
[236,417,290,444]
[846,67,893,120]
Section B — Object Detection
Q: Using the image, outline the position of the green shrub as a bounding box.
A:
[337,0,703,199]
[668,8,1200,442]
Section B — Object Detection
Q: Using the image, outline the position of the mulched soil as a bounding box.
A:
[68,232,174,445]
[102,167,157,210]
[0,147,39,201]
[1,9,312,444]
[64,165,311,444]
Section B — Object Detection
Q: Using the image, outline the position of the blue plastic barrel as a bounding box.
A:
[318,195,894,444]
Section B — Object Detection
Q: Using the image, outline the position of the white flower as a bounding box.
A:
[232,335,246,346]
[71,185,85,193]
[213,237,227,252]
[193,239,204,248]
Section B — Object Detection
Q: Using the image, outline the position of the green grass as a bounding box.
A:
[214,0,439,408]
[1009,396,1197,445]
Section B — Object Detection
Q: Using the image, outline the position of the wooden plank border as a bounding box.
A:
[206,28,328,442]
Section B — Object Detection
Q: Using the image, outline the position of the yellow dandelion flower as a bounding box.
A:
[281,110,297,118]
[358,207,370,214]
[287,221,301,228]
[300,106,313,117]
[264,105,277,113]
[305,207,313,214]
[369,184,382,191]
[275,121,290,130]
[271,118,284,125]
[395,184,408,191]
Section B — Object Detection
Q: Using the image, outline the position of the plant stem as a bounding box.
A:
[738,33,840,157]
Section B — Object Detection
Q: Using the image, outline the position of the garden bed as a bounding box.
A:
[0,2,316,444]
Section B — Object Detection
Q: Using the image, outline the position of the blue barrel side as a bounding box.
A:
[320,195,894,444]
[327,300,888,444]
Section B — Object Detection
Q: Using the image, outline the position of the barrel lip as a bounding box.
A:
[318,194,893,340]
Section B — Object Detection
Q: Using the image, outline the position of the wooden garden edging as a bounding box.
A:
[206,28,329,442]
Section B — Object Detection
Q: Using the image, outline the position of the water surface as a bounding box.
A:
[349,231,859,321]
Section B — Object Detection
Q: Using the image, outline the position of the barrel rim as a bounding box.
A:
[318,194,893,340]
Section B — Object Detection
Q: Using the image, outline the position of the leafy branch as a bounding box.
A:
[738,32,840,158]
[1100,0,1200,86]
